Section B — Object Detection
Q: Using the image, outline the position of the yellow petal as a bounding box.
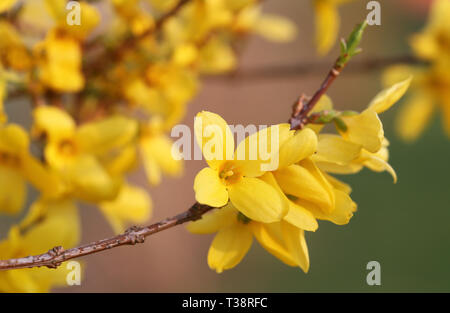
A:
[259,172,317,232]
[194,167,229,207]
[0,165,26,215]
[251,222,296,267]
[140,135,183,185]
[303,189,356,225]
[234,124,291,176]
[199,38,236,74]
[362,153,397,183]
[254,15,297,42]
[76,116,138,155]
[314,0,339,55]
[20,198,80,254]
[323,172,352,194]
[368,77,412,114]
[33,106,75,142]
[0,0,18,13]
[278,128,317,169]
[20,154,62,198]
[311,134,362,165]
[208,223,253,273]
[395,92,435,141]
[0,123,29,154]
[228,176,287,223]
[69,155,121,202]
[382,65,417,87]
[341,109,384,153]
[281,222,310,273]
[187,203,237,234]
[274,162,334,214]
[194,111,234,170]
[100,184,152,234]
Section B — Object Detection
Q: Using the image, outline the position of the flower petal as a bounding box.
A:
[234,124,291,176]
[311,134,362,165]
[302,189,357,225]
[187,203,237,234]
[194,167,228,207]
[278,128,317,169]
[395,92,435,141]
[274,162,334,214]
[100,184,152,234]
[228,176,287,223]
[341,109,384,153]
[314,0,339,55]
[368,76,412,114]
[194,111,234,170]
[251,222,296,267]
[0,165,26,215]
[207,223,253,273]
[76,116,138,155]
[259,172,317,231]
[281,222,310,273]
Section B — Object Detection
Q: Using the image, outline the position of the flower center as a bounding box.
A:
[218,161,242,185]
[58,139,78,156]
[0,151,21,168]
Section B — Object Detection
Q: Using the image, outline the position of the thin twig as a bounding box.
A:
[0,203,214,270]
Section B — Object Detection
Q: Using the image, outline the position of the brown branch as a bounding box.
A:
[289,58,344,130]
[0,203,214,270]
[206,54,423,82]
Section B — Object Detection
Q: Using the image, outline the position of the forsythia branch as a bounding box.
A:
[0,21,367,271]
[0,203,214,270]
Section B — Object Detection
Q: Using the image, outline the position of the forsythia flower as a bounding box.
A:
[32,106,138,202]
[312,77,412,181]
[313,0,355,55]
[194,111,301,223]
[139,118,183,186]
[384,0,450,140]
[0,198,80,292]
[0,123,60,215]
[190,109,358,273]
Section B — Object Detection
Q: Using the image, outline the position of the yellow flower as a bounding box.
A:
[313,0,355,55]
[0,21,31,71]
[410,0,450,62]
[0,0,17,14]
[100,183,152,234]
[384,63,450,140]
[311,77,412,181]
[193,111,320,223]
[187,203,310,274]
[37,31,84,92]
[32,106,138,202]
[0,197,80,292]
[0,123,61,215]
[139,118,183,186]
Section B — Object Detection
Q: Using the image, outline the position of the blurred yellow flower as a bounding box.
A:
[32,106,138,202]
[0,197,80,292]
[0,123,61,215]
[410,0,450,62]
[100,183,152,234]
[313,0,355,55]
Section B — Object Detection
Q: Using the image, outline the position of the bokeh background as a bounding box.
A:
[3,0,450,292]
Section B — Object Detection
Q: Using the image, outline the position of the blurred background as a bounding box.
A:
[3,0,450,292]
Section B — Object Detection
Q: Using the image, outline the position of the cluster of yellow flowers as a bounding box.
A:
[188,75,411,273]
[384,0,450,140]
[0,0,296,292]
